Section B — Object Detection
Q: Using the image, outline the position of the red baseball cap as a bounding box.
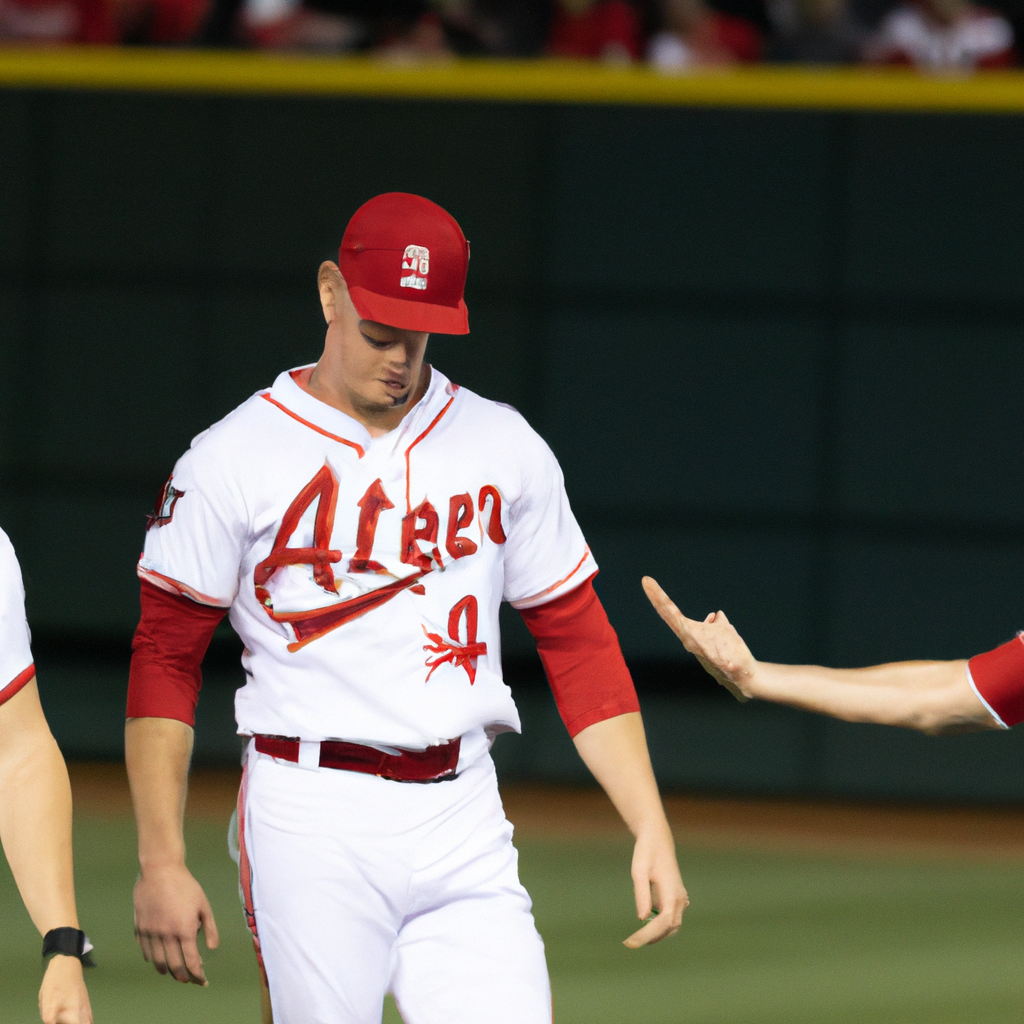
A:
[338,193,470,335]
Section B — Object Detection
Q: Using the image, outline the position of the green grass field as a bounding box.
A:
[3,812,1024,1024]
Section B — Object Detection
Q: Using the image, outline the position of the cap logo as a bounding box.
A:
[400,245,429,291]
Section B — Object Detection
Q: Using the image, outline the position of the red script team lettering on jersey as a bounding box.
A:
[350,479,394,574]
[254,466,505,666]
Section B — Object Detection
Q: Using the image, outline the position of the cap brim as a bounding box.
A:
[349,286,469,335]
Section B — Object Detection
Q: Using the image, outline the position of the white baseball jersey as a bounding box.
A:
[139,365,597,763]
[0,527,34,702]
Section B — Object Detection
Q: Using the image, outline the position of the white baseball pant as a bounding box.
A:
[237,741,552,1024]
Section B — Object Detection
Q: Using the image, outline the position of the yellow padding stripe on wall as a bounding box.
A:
[2,48,1024,112]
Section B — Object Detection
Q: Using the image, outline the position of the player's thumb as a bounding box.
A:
[200,901,220,949]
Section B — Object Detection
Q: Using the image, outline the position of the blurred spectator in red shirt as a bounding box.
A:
[646,0,762,68]
[866,0,1015,67]
[766,0,865,61]
[134,0,209,38]
[0,0,208,41]
[548,0,642,61]
[0,0,109,40]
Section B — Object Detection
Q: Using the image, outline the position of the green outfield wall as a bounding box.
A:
[2,57,1023,799]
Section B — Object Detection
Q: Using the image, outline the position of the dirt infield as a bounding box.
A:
[70,761,1024,860]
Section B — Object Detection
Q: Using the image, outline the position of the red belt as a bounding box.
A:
[254,734,461,783]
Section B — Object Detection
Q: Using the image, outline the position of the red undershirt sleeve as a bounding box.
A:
[518,574,640,737]
[126,579,228,726]
[968,633,1024,728]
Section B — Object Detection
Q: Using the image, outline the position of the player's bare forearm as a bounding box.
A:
[0,680,80,936]
[125,716,219,985]
[573,714,667,838]
[572,713,688,948]
[0,681,94,1024]
[125,716,193,868]
[642,576,998,735]
[751,660,997,734]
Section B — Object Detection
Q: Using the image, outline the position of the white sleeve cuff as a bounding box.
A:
[965,661,1010,730]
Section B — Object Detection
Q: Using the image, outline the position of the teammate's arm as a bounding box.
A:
[125,716,219,985]
[642,576,1001,735]
[572,713,688,947]
[0,679,93,1024]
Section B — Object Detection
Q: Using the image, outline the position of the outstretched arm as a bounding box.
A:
[573,713,689,947]
[642,576,1000,735]
[0,679,93,1024]
[125,716,219,985]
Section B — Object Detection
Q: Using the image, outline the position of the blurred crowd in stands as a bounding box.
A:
[1,0,1020,71]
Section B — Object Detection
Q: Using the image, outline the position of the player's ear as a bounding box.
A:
[318,261,347,324]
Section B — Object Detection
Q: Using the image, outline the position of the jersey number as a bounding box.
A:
[424,595,488,684]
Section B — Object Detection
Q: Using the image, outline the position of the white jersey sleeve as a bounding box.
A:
[138,429,249,608]
[0,527,35,701]
[502,424,597,610]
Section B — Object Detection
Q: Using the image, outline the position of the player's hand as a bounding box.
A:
[623,821,688,949]
[133,863,219,986]
[642,576,756,702]
[38,956,93,1024]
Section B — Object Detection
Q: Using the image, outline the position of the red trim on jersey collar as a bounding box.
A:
[0,663,34,706]
[263,366,457,460]
[260,393,366,458]
[404,394,457,512]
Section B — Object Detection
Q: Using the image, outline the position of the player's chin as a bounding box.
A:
[359,387,408,412]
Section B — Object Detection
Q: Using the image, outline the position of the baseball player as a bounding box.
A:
[643,575,1017,733]
[125,193,687,1024]
[0,526,94,1024]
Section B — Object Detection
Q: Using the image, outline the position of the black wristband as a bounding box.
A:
[42,928,96,967]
